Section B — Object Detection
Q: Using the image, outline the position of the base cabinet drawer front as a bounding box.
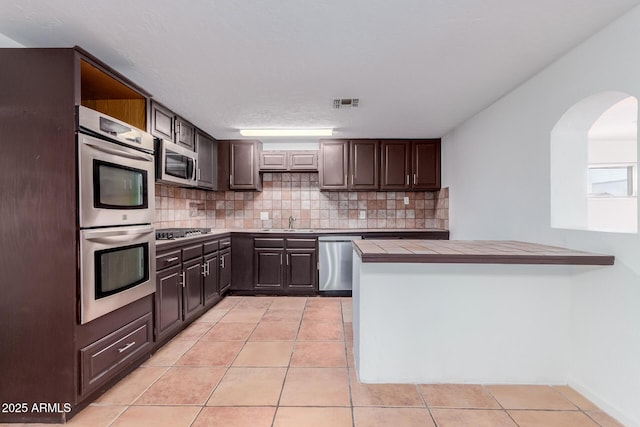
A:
[285,238,317,249]
[203,240,219,255]
[156,249,182,269]
[254,238,285,248]
[183,244,204,262]
[80,313,152,396]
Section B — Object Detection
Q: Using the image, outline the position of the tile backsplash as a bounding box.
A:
[155,173,449,230]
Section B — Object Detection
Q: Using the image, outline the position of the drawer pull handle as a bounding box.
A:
[118,341,136,353]
[221,241,230,246]
[165,256,179,262]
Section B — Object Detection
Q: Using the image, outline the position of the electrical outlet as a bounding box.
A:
[260,211,269,220]
[359,211,366,219]
[403,196,409,205]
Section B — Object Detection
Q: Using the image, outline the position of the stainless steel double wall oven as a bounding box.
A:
[77,106,156,324]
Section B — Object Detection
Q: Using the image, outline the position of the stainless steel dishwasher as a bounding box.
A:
[318,235,362,295]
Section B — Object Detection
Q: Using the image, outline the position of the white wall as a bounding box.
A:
[0,32,22,47]
[442,6,640,426]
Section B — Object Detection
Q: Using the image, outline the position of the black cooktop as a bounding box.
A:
[156,228,211,240]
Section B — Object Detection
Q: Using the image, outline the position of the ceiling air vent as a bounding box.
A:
[333,98,359,109]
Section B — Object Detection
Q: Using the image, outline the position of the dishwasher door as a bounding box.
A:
[318,235,362,292]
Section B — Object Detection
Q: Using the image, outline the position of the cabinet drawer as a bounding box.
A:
[254,238,284,248]
[183,243,203,261]
[203,240,219,254]
[286,238,317,249]
[219,237,231,249]
[80,313,152,395]
[156,249,182,270]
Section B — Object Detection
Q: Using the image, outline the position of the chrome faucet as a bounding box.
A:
[288,215,296,230]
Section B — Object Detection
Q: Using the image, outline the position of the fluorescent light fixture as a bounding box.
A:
[239,128,333,137]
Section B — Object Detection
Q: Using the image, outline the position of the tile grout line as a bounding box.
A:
[340,297,357,427]
[271,296,307,427]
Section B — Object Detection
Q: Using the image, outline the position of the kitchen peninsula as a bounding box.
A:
[351,240,614,385]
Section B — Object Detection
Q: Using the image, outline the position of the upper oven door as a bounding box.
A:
[79,133,155,228]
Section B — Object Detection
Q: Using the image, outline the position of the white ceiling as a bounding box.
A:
[1,0,639,142]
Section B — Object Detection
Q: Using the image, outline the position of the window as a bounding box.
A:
[588,165,635,197]
[551,92,637,233]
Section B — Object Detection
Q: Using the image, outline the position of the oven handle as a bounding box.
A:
[82,225,155,243]
[83,138,154,163]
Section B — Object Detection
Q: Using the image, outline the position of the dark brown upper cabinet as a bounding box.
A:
[319,140,349,190]
[380,139,441,191]
[150,100,195,150]
[289,151,318,171]
[413,139,441,189]
[350,140,379,190]
[175,117,195,150]
[195,130,217,190]
[259,150,319,172]
[319,139,378,190]
[259,151,288,171]
[230,140,262,190]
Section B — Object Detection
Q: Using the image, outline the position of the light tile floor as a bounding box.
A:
[8,296,625,426]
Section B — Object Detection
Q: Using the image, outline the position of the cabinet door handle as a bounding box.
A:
[351,174,354,185]
[206,261,210,276]
[230,174,233,185]
[202,263,207,277]
[221,256,225,269]
[413,174,416,185]
[344,174,347,186]
[180,272,185,288]
[406,174,409,186]
[280,254,283,265]
[286,254,289,265]
[165,256,178,263]
[118,341,136,353]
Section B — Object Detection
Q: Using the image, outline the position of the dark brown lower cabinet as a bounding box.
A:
[219,247,232,294]
[155,264,183,339]
[155,235,229,343]
[253,236,317,294]
[79,313,153,397]
[255,248,285,290]
[203,252,219,304]
[285,249,317,291]
[182,257,205,322]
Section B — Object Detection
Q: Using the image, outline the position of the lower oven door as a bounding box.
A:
[80,225,156,324]
[79,133,155,228]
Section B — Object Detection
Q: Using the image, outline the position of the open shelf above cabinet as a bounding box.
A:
[80,59,147,130]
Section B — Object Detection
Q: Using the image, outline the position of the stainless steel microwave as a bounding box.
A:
[155,139,198,187]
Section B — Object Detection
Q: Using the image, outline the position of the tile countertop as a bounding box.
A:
[353,240,615,265]
[155,228,449,248]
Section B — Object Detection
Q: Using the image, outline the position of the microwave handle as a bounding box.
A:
[83,138,154,163]
[82,225,154,243]
[192,158,198,181]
